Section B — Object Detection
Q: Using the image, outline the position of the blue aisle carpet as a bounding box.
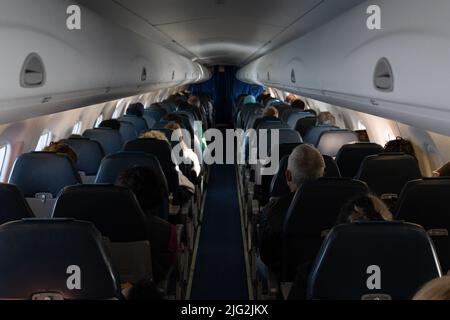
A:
[190,164,248,300]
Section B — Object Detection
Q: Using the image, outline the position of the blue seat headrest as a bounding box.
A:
[62,138,105,176]
[8,152,81,197]
[303,125,340,146]
[118,121,138,143]
[83,128,123,156]
[307,222,442,300]
[53,185,148,242]
[0,219,121,299]
[119,115,148,134]
[336,143,384,178]
[0,183,34,224]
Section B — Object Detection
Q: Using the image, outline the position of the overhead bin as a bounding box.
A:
[0,0,210,125]
[237,0,450,137]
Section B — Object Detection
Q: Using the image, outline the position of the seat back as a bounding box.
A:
[0,219,121,300]
[307,222,442,300]
[355,153,422,198]
[53,185,148,242]
[287,112,314,128]
[119,115,148,134]
[62,137,105,180]
[83,128,123,156]
[118,121,138,144]
[303,125,340,146]
[123,139,178,195]
[144,107,166,123]
[0,184,34,224]
[336,143,384,178]
[282,178,369,281]
[317,130,359,158]
[396,178,450,272]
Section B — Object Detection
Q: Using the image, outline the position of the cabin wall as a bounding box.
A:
[0,86,185,182]
[238,0,450,137]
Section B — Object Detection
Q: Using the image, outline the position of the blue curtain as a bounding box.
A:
[190,66,263,125]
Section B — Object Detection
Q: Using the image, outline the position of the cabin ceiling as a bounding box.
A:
[77,0,366,66]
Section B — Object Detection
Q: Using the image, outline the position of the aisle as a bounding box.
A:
[189,164,249,300]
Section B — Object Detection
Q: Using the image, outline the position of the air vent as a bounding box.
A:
[291,69,296,84]
[374,58,394,92]
[20,53,46,88]
[141,67,147,82]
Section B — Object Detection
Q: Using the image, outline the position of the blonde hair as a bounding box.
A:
[263,106,279,118]
[318,112,336,126]
[139,130,168,142]
[413,276,450,300]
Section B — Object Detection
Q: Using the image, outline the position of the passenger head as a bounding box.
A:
[243,95,256,105]
[163,114,184,126]
[126,103,145,117]
[139,130,169,142]
[291,99,306,110]
[337,194,393,224]
[433,162,450,177]
[384,137,417,159]
[117,166,166,213]
[43,141,78,164]
[99,119,121,131]
[263,106,279,118]
[285,94,298,104]
[187,96,201,108]
[413,276,450,300]
[318,112,336,126]
[286,145,325,193]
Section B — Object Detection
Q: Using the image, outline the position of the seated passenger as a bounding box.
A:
[165,122,201,182]
[253,107,280,129]
[288,194,393,300]
[384,137,417,160]
[127,102,145,117]
[117,166,177,284]
[43,141,78,165]
[432,162,450,177]
[258,145,325,274]
[285,94,299,105]
[317,112,336,126]
[413,276,450,300]
[99,119,121,130]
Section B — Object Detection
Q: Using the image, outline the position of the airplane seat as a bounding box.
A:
[95,152,169,220]
[123,139,179,200]
[282,178,369,282]
[144,107,167,124]
[62,137,105,184]
[255,119,288,131]
[303,125,340,146]
[119,115,149,134]
[8,152,81,218]
[306,222,442,300]
[244,108,264,130]
[0,219,122,300]
[239,104,263,129]
[335,143,384,178]
[118,121,138,144]
[396,178,450,273]
[316,130,359,158]
[286,112,317,134]
[0,184,34,224]
[355,153,422,200]
[142,115,157,129]
[273,103,292,120]
[83,128,123,156]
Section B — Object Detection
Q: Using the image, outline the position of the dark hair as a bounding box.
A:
[117,166,167,213]
[384,137,417,159]
[125,278,163,300]
[126,103,145,117]
[337,194,392,224]
[291,99,306,110]
[99,119,121,131]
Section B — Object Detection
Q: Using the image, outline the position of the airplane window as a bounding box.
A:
[94,114,104,128]
[0,145,9,179]
[72,121,82,135]
[35,131,53,151]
